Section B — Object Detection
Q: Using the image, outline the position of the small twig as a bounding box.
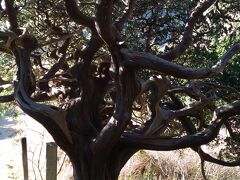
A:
[29,149,37,179]
[57,153,67,175]
[200,158,208,180]
[37,131,44,180]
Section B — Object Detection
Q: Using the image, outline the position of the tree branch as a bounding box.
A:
[4,0,21,35]
[198,148,240,167]
[160,0,217,61]
[63,0,95,30]
[121,43,240,79]
[91,68,139,154]
[120,100,240,150]
[13,47,73,151]
[115,0,136,30]
[171,99,210,118]
[96,0,117,47]
[39,37,71,91]
[141,76,171,135]
[0,94,14,102]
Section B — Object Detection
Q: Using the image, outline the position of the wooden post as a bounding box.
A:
[46,142,57,180]
[21,137,29,180]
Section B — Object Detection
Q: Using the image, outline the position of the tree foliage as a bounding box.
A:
[0,0,240,179]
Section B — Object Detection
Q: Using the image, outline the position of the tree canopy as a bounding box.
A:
[0,0,240,179]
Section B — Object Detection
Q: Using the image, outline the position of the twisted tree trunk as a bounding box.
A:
[4,1,240,180]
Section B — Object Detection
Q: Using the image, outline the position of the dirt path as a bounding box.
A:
[0,115,24,179]
[0,114,53,179]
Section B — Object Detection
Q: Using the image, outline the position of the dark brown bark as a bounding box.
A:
[4,0,22,35]
[3,1,239,179]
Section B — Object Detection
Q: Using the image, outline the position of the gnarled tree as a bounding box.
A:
[0,0,240,179]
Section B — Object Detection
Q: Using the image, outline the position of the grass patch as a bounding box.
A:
[120,149,240,180]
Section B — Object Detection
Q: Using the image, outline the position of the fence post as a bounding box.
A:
[46,142,57,180]
[21,137,29,180]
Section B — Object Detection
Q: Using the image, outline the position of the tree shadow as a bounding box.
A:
[0,116,18,140]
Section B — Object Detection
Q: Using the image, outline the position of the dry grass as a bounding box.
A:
[1,115,239,179]
[120,149,240,180]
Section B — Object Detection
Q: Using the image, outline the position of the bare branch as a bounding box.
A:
[38,37,71,91]
[171,99,211,118]
[196,82,240,96]
[198,148,240,167]
[168,87,200,100]
[120,100,240,150]
[96,0,117,47]
[63,0,95,30]
[0,94,14,102]
[121,43,240,79]
[141,76,171,135]
[14,47,73,150]
[39,34,72,48]
[115,0,136,30]
[91,68,139,154]
[4,0,21,35]
[160,0,217,61]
